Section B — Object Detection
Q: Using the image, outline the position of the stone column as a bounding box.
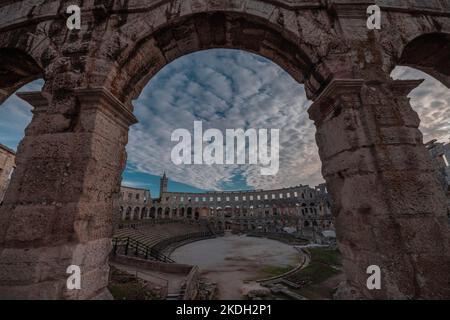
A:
[308,79,450,299]
[0,88,137,299]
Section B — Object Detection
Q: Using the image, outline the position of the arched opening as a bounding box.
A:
[0,48,43,104]
[119,206,124,220]
[0,48,45,206]
[150,207,156,218]
[113,12,450,302]
[133,207,140,220]
[391,32,450,217]
[186,207,192,219]
[125,207,132,220]
[2,2,449,301]
[398,33,450,88]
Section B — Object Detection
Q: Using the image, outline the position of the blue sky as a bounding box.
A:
[0,49,449,197]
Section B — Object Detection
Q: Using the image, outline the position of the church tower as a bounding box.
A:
[160,172,168,197]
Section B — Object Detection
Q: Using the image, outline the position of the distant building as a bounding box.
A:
[118,186,153,220]
[119,174,334,234]
[0,143,15,204]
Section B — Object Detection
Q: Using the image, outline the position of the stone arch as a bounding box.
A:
[150,207,156,218]
[186,207,193,219]
[0,47,44,104]
[142,207,148,219]
[164,207,171,218]
[125,207,132,220]
[102,7,334,104]
[133,207,140,220]
[397,32,450,88]
[194,208,200,220]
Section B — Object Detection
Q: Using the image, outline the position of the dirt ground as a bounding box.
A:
[170,234,302,299]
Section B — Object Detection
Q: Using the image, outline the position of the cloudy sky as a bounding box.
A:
[0,49,449,197]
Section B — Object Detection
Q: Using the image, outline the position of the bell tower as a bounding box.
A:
[160,172,168,197]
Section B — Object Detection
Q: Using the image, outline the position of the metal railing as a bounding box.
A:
[152,232,213,252]
[112,237,174,263]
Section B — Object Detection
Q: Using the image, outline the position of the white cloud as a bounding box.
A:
[127,52,449,192]
[391,66,450,143]
[127,49,321,191]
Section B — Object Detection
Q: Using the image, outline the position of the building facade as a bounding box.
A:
[119,186,153,221]
[0,144,15,204]
[119,175,333,233]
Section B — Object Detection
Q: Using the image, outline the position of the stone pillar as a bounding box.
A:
[308,79,450,299]
[0,88,137,299]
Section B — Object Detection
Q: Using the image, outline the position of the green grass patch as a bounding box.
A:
[285,247,342,299]
[309,247,341,266]
[262,265,295,277]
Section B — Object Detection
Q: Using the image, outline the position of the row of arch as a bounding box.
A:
[119,203,330,221]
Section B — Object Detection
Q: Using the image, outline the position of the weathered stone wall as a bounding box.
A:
[0,144,15,203]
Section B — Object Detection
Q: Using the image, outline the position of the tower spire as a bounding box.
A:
[160,171,168,196]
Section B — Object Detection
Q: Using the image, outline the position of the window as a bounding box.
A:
[235,196,239,201]
[180,196,184,202]
[195,197,199,202]
[271,194,275,199]
[294,191,298,197]
[226,196,230,202]
[257,195,261,200]
[249,195,253,200]
[217,197,221,201]
[279,193,283,199]
[210,197,214,202]
[136,194,140,200]
[243,196,246,201]
[287,193,290,198]
[202,197,206,202]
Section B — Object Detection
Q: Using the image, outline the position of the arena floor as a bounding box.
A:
[170,234,302,299]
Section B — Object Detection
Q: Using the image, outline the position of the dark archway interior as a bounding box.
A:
[0,48,43,103]
[399,33,450,87]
